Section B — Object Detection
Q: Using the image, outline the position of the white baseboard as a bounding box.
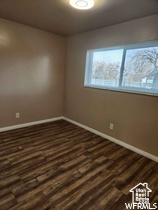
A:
[63,117,158,162]
[1,115,157,162]
[0,116,64,132]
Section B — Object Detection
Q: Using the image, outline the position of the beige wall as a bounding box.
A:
[64,14,158,156]
[0,18,66,127]
[0,15,158,156]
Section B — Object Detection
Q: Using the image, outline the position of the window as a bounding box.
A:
[84,42,158,96]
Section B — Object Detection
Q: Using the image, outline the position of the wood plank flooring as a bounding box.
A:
[0,120,158,210]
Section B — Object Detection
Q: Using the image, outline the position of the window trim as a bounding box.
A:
[84,41,158,96]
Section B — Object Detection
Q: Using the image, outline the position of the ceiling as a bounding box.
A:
[0,0,158,36]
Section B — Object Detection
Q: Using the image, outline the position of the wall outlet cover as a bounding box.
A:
[109,123,114,130]
[16,113,20,119]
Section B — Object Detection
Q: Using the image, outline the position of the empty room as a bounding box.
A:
[0,0,158,209]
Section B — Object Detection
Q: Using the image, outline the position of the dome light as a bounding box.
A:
[70,0,94,10]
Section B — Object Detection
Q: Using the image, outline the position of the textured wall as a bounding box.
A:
[1,15,158,157]
[64,14,158,156]
[0,18,66,127]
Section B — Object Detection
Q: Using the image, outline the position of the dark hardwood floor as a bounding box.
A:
[0,120,158,210]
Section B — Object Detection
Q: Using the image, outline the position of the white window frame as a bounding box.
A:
[84,41,158,96]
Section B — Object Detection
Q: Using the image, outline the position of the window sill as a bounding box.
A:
[84,84,158,97]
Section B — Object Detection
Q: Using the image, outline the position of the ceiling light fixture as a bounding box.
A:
[70,0,94,10]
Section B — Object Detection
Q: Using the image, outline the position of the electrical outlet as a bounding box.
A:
[16,113,20,119]
[109,123,114,130]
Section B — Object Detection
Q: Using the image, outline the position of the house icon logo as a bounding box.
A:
[130,183,151,204]
[125,183,157,209]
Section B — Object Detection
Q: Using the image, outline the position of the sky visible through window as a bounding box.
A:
[122,47,158,90]
[90,46,158,93]
[91,49,123,87]
[93,49,123,63]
